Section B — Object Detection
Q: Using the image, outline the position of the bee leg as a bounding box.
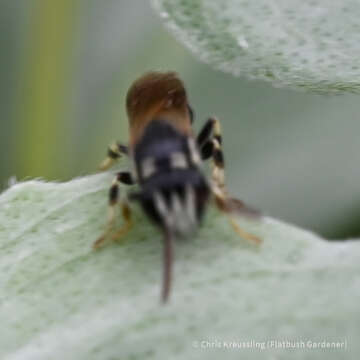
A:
[199,119,262,245]
[214,191,262,245]
[98,142,129,171]
[198,117,226,194]
[200,117,226,194]
[196,117,219,148]
[93,171,135,249]
[214,189,262,245]
[228,217,262,245]
[110,202,133,243]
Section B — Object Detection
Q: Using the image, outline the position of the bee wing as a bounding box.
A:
[215,196,261,219]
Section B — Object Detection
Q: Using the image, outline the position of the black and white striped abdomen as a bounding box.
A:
[132,120,210,236]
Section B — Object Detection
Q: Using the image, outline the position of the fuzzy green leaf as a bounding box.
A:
[0,172,359,359]
[152,0,360,94]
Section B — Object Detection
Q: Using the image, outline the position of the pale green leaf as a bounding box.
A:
[0,172,359,359]
[152,0,360,93]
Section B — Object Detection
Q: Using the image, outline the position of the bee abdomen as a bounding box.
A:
[132,120,210,235]
[136,169,210,236]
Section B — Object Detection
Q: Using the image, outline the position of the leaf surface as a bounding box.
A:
[153,0,360,93]
[0,172,359,359]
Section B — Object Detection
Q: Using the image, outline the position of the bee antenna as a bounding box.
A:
[161,227,174,303]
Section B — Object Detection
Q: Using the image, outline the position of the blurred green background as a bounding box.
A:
[1,0,359,239]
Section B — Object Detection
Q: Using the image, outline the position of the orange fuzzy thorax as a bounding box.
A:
[126,72,192,147]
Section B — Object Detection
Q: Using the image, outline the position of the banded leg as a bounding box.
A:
[198,117,262,245]
[197,117,226,194]
[98,142,129,171]
[197,117,221,148]
[93,171,135,249]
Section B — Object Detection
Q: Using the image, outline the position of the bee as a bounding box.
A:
[94,71,261,303]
